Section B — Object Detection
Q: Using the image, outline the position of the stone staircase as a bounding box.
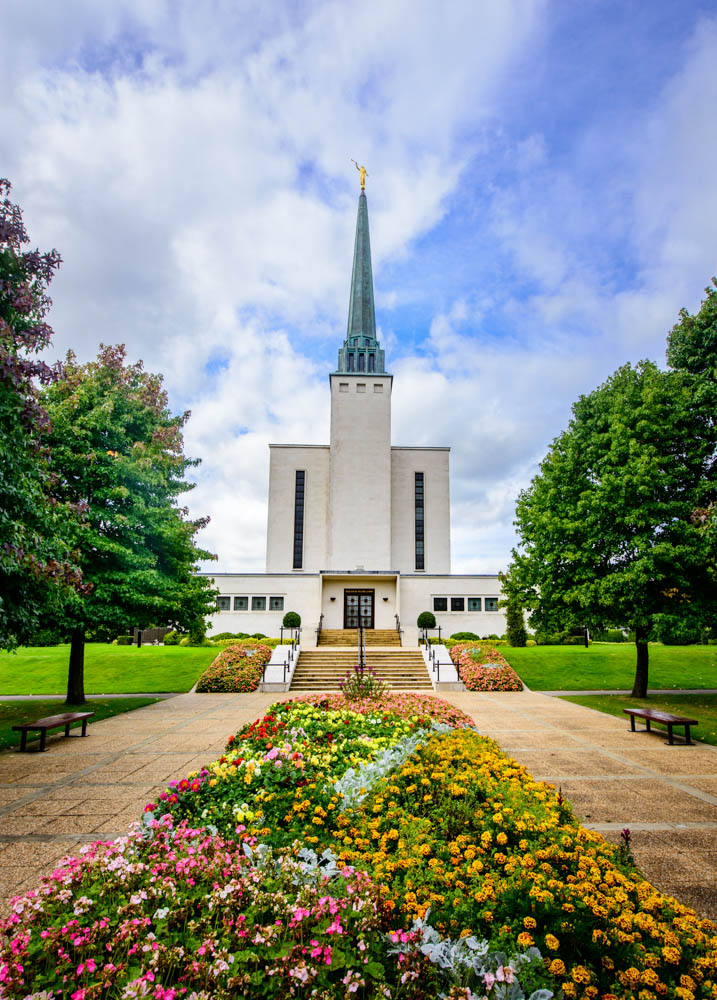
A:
[318,628,402,647]
[290,647,432,691]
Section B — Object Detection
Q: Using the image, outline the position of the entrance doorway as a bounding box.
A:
[343,589,375,629]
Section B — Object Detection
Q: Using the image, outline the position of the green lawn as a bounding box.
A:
[0,697,161,751]
[559,693,717,748]
[500,642,717,691]
[0,645,219,695]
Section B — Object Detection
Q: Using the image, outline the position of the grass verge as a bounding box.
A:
[559,692,717,747]
[0,697,161,751]
[500,642,717,690]
[0,645,219,695]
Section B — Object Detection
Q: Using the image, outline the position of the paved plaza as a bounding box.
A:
[1,690,716,920]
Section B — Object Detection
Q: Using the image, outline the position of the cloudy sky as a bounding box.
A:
[3,0,717,573]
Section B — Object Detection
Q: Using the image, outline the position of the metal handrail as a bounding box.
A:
[316,614,324,644]
[357,626,366,669]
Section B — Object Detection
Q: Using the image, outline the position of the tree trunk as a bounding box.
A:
[631,625,649,698]
[66,626,86,705]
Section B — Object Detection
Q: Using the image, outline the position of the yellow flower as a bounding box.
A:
[570,965,591,985]
[517,932,534,948]
[548,958,566,976]
[545,934,559,951]
[523,916,536,929]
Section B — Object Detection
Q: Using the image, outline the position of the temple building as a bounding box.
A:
[206,183,506,646]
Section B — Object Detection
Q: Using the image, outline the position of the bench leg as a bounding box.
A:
[629,716,636,732]
[81,719,88,737]
[645,719,651,733]
[684,725,692,746]
[666,724,674,745]
[65,723,71,737]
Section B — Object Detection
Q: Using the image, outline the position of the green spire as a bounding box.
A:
[337,191,386,374]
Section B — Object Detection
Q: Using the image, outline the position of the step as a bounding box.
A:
[290,647,432,691]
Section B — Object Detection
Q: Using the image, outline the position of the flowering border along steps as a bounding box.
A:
[290,648,433,690]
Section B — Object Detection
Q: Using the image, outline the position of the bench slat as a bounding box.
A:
[623,708,698,725]
[12,712,94,732]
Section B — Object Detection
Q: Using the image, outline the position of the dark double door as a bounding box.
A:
[343,589,374,629]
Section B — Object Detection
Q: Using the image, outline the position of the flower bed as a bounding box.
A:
[2,694,716,1000]
[450,643,524,692]
[195,642,272,693]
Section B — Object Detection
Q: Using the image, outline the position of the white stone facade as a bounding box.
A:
[204,189,508,641]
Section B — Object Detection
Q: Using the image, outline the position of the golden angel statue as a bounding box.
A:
[351,159,368,190]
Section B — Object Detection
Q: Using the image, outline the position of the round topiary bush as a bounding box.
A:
[282,611,301,629]
[417,611,436,629]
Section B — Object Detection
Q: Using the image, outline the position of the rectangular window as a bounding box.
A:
[269,596,284,611]
[485,598,499,612]
[358,353,366,371]
[217,596,231,611]
[251,596,266,611]
[233,596,248,611]
[357,383,366,393]
[433,597,447,612]
[415,472,425,570]
[451,597,465,612]
[348,354,355,371]
[339,382,349,392]
[373,383,383,393]
[467,597,481,612]
[293,470,305,570]
[368,354,375,372]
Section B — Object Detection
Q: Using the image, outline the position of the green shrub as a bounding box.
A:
[654,616,702,646]
[534,632,563,645]
[505,598,528,647]
[449,631,480,641]
[25,627,67,647]
[251,632,268,639]
[526,638,537,646]
[116,635,133,646]
[163,631,180,645]
[417,611,436,629]
[593,629,626,643]
[282,612,301,629]
[211,631,240,641]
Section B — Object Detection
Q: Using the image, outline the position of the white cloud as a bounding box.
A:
[2,1,717,579]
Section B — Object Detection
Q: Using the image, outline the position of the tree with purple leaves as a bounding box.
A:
[0,179,84,651]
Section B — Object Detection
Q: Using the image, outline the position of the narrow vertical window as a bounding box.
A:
[293,470,305,569]
[368,353,375,372]
[358,353,366,371]
[348,353,355,371]
[415,472,425,570]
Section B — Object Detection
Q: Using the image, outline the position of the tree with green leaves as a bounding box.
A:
[0,179,83,650]
[667,278,717,586]
[500,576,528,647]
[508,358,716,697]
[43,345,217,703]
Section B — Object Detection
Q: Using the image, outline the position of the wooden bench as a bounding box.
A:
[12,711,95,752]
[623,707,698,745]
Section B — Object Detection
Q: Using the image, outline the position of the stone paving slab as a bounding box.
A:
[1,689,716,923]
